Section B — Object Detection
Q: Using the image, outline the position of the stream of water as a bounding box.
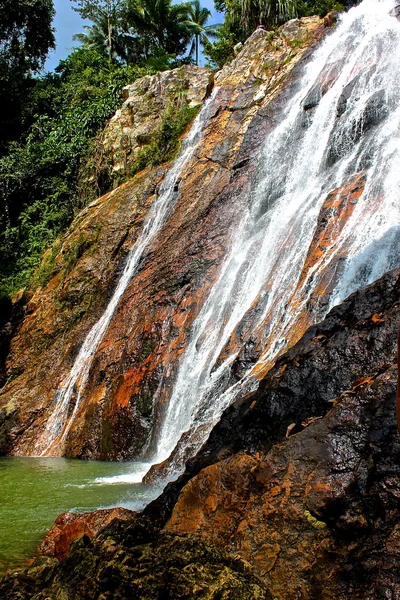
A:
[154,0,400,473]
[2,0,400,576]
[34,91,217,457]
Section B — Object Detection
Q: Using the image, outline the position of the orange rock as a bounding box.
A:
[38,507,135,561]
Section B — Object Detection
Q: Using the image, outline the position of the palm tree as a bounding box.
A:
[184,0,220,65]
[261,0,297,27]
[73,13,126,61]
[125,0,192,57]
[71,0,126,62]
[241,0,297,32]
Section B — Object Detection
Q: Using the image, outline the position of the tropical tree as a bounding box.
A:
[0,0,55,151]
[71,0,126,61]
[240,0,297,32]
[204,0,298,67]
[124,0,192,57]
[72,12,127,61]
[184,0,219,65]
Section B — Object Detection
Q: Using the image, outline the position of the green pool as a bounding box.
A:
[0,457,154,576]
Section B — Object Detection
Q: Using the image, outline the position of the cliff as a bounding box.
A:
[0,15,330,459]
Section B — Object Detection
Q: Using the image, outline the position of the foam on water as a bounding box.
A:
[93,467,151,485]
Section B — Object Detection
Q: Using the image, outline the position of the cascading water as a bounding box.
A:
[35,91,217,456]
[154,0,400,474]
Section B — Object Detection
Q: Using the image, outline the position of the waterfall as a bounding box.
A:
[154,0,400,473]
[35,91,217,456]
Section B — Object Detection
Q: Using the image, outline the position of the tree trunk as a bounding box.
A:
[196,33,199,65]
[108,15,112,62]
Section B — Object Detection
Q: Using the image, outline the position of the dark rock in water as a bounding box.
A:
[362,89,388,129]
[391,3,400,20]
[327,88,388,167]
[2,267,400,599]
[302,85,322,112]
[336,74,362,118]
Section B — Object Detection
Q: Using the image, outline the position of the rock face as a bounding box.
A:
[0,16,331,459]
[38,508,135,561]
[102,65,213,177]
[1,267,399,599]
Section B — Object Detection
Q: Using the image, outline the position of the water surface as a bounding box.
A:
[0,457,153,576]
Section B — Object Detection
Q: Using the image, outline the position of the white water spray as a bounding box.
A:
[36,91,217,456]
[154,0,400,473]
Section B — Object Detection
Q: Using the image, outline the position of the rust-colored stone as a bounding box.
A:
[38,507,135,561]
[165,366,399,598]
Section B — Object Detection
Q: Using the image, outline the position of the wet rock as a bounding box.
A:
[38,508,135,561]
[165,365,400,599]
[324,10,339,28]
[391,2,400,20]
[2,267,400,599]
[1,527,271,599]
[328,89,388,166]
[302,86,322,111]
[145,267,400,524]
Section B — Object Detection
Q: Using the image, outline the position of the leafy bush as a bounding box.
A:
[207,0,351,70]
[132,101,201,173]
[0,46,153,297]
[297,0,345,17]
[203,24,236,69]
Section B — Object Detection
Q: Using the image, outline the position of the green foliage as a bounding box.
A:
[296,0,344,17]
[203,0,247,67]
[184,0,220,65]
[71,0,127,61]
[132,101,201,174]
[208,0,352,69]
[0,46,152,297]
[0,0,55,72]
[217,0,298,43]
[33,240,62,289]
[0,0,220,302]
[124,0,193,58]
[203,23,236,68]
[0,0,55,152]
[63,234,90,274]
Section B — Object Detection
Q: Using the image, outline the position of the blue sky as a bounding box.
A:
[45,0,221,71]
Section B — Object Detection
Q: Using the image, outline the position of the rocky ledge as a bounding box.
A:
[102,65,213,178]
[1,266,399,599]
